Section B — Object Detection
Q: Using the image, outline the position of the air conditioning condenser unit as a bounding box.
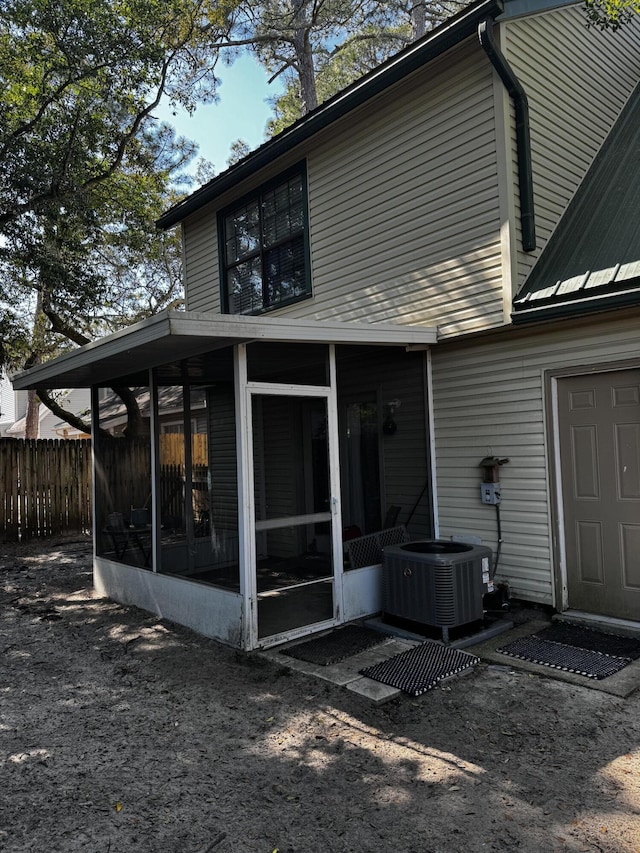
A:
[382,539,492,643]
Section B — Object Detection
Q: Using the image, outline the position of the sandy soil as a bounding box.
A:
[1,539,639,853]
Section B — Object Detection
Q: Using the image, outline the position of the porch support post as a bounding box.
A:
[90,386,100,562]
[327,344,344,623]
[149,369,160,572]
[234,343,257,649]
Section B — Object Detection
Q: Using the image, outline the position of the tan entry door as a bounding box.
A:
[558,369,640,620]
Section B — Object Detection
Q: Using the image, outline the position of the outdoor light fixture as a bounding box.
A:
[383,398,401,435]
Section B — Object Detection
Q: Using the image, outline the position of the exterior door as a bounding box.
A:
[248,387,342,643]
[557,369,640,619]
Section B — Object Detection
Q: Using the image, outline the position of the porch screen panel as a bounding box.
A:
[202,383,240,589]
[157,385,189,576]
[155,382,240,589]
[95,386,152,569]
[247,342,329,386]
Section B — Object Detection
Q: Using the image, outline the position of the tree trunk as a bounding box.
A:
[291,0,318,113]
[112,386,146,438]
[25,291,44,438]
[36,388,94,437]
[25,389,40,439]
[37,296,144,436]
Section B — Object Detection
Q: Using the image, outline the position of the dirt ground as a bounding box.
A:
[1,540,639,853]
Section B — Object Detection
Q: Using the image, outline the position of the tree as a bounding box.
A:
[584,0,640,28]
[227,138,252,166]
[220,0,369,114]
[0,0,235,433]
[219,0,465,135]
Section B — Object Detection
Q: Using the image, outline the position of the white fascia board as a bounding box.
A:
[172,312,438,345]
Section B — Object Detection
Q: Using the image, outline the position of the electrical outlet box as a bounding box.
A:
[480,482,501,505]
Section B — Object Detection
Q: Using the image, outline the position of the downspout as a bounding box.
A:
[478,19,536,252]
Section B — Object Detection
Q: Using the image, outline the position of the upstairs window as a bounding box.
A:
[220,165,311,315]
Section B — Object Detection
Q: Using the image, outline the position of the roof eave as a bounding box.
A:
[512,285,640,324]
[12,311,438,391]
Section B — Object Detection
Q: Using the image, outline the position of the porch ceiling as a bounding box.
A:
[12,310,438,390]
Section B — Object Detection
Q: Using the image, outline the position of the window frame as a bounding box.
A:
[218,161,312,316]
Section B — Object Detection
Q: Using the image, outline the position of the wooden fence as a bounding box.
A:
[0,438,93,542]
[1,435,213,542]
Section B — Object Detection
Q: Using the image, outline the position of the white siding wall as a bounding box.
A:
[183,216,220,313]
[181,10,640,328]
[0,374,16,427]
[503,8,640,288]
[300,40,503,336]
[430,313,640,605]
[183,38,505,335]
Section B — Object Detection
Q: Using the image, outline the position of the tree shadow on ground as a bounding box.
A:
[1,542,638,853]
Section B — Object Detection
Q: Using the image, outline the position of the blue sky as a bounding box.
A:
[155,53,284,176]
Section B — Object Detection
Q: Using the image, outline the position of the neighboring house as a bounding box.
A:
[4,388,91,439]
[97,386,208,436]
[0,372,17,436]
[13,0,640,650]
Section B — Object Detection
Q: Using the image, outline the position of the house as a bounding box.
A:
[96,386,209,436]
[1,386,91,439]
[0,371,17,436]
[13,0,640,649]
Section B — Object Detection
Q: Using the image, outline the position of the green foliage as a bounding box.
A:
[0,0,233,372]
[227,138,252,166]
[266,21,409,135]
[584,0,640,28]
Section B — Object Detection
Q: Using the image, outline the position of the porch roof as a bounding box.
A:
[12,311,438,390]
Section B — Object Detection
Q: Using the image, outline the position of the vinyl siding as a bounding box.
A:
[503,7,640,289]
[430,312,640,604]
[207,384,238,537]
[0,374,16,426]
[284,39,504,335]
[181,8,640,333]
[183,215,220,313]
[182,38,505,334]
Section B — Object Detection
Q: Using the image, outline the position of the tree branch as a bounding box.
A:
[36,387,96,437]
[40,297,91,348]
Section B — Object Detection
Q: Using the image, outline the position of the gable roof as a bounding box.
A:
[156,0,505,230]
[512,85,640,323]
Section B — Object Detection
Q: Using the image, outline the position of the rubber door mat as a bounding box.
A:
[360,641,480,696]
[496,635,632,680]
[536,623,640,660]
[281,625,387,666]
